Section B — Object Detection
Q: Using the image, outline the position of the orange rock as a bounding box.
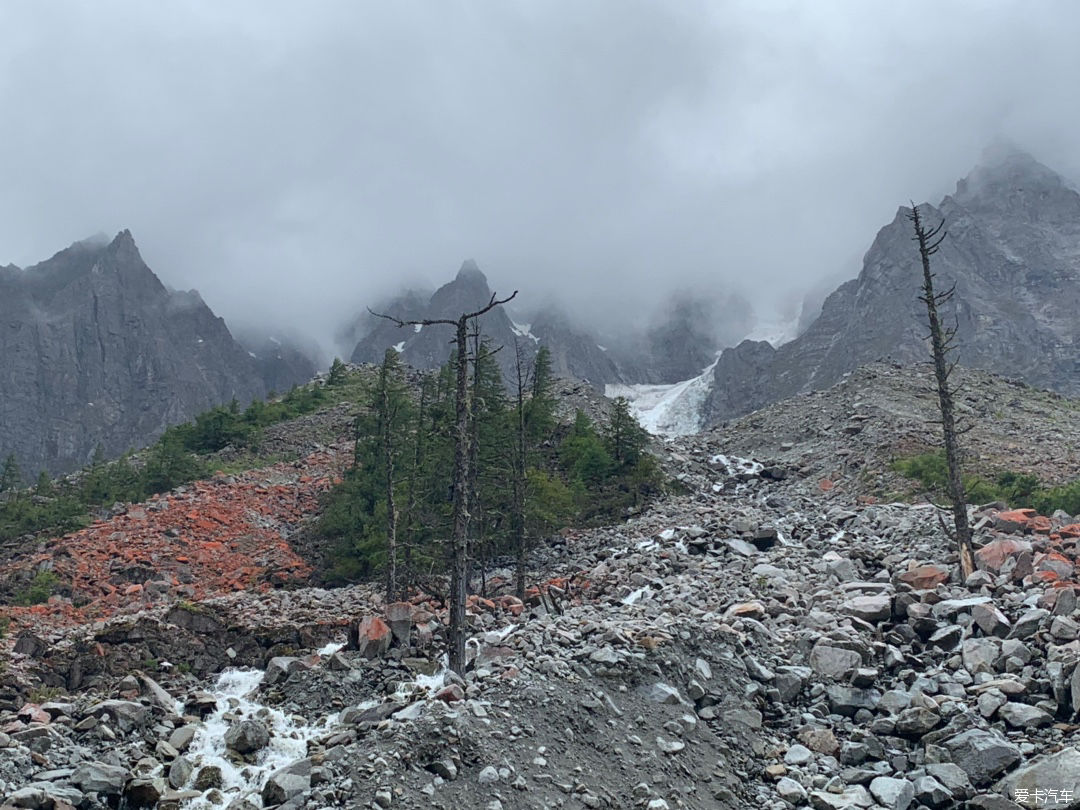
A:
[994,509,1036,533]
[1035,550,1074,581]
[350,615,392,658]
[976,537,1032,573]
[1030,515,1053,534]
[898,564,950,590]
[16,704,50,725]
[433,684,464,703]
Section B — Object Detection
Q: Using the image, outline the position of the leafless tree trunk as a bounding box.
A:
[447,313,471,673]
[909,203,976,579]
[369,289,517,674]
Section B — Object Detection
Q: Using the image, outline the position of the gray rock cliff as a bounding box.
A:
[705,147,1080,425]
[0,231,269,474]
[351,262,626,387]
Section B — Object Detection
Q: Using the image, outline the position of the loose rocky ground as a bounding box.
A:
[696,362,1080,501]
[2,364,1080,810]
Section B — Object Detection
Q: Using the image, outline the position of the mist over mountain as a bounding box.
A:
[232,329,320,397]
[0,232,313,475]
[346,262,762,387]
[704,147,1080,425]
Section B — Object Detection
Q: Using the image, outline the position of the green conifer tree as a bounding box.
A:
[0,453,23,493]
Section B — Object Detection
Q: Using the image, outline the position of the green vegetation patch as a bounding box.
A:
[892,450,1080,515]
[0,365,373,544]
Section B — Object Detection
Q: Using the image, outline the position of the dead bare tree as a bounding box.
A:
[908,203,976,579]
[369,290,518,674]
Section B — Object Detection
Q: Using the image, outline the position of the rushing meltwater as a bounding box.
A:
[179,640,454,808]
[181,667,339,808]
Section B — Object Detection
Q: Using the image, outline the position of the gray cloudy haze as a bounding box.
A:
[3,1,1080,359]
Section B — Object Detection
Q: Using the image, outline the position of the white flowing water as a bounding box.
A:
[182,668,339,808]
[181,641,452,808]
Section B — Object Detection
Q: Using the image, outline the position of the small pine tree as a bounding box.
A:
[605,397,649,468]
[0,453,23,493]
[525,345,556,440]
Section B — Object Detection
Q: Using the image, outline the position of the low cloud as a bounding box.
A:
[2,1,1079,355]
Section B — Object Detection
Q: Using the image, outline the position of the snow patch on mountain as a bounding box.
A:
[606,357,718,436]
[510,320,540,343]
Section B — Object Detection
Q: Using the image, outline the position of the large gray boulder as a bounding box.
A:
[809,644,861,681]
[71,761,128,795]
[869,776,915,810]
[261,759,312,806]
[87,700,149,734]
[223,719,270,755]
[942,728,1021,786]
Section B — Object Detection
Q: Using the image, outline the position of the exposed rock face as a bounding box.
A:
[351,260,524,382]
[234,331,319,395]
[705,147,1080,425]
[0,231,268,474]
[351,261,623,387]
[350,265,751,388]
[702,339,778,422]
[528,306,623,385]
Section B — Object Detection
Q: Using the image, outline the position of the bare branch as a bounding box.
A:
[465,290,518,320]
[367,306,457,329]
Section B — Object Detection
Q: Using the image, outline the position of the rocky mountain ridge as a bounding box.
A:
[0,232,315,476]
[348,265,752,388]
[704,148,1080,426]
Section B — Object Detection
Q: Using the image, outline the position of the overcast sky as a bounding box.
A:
[3,1,1080,357]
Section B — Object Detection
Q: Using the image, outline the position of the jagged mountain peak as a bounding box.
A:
[0,233,313,474]
[107,227,140,253]
[703,146,1080,428]
[953,146,1074,215]
[455,258,487,285]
